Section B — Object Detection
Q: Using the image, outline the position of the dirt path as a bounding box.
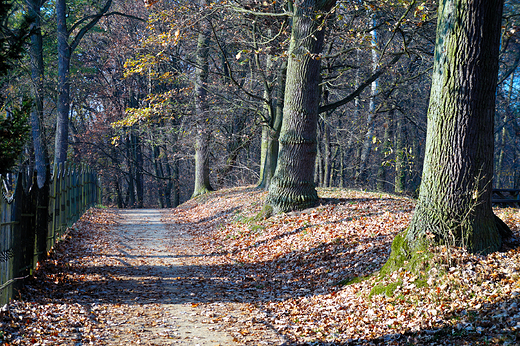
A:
[92,209,241,345]
[50,208,246,346]
[2,207,284,345]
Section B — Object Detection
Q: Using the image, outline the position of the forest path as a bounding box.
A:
[86,209,238,345]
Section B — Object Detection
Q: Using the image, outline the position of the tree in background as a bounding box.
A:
[43,0,517,209]
[54,0,114,164]
[384,0,512,274]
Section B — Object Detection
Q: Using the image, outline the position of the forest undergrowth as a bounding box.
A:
[2,186,520,345]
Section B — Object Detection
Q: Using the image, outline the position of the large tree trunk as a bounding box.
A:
[191,0,213,198]
[266,0,335,214]
[28,0,50,266]
[390,0,511,262]
[54,0,70,164]
[28,0,49,187]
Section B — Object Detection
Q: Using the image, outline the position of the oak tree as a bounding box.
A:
[265,0,336,213]
[384,0,513,272]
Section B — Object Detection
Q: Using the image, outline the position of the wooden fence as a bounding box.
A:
[0,162,100,305]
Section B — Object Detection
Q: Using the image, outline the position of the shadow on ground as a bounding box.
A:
[20,200,520,345]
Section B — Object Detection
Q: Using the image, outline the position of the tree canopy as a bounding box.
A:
[0,0,518,216]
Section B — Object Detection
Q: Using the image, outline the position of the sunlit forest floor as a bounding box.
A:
[2,186,520,345]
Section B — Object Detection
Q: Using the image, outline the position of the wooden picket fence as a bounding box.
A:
[0,162,100,305]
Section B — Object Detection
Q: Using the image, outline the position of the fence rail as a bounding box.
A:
[0,162,100,305]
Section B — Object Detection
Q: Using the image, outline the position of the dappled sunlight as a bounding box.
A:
[3,189,520,345]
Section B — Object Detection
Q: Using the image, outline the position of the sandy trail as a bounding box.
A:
[89,209,237,345]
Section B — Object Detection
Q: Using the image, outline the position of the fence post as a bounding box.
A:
[71,164,77,225]
[57,162,64,240]
[34,170,49,266]
[50,164,59,247]
[0,174,15,305]
[60,162,66,236]
[11,173,26,298]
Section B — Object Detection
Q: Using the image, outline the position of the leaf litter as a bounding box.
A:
[2,186,520,345]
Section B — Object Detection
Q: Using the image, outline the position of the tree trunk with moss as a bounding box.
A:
[386,0,511,266]
[265,0,335,214]
[192,0,213,198]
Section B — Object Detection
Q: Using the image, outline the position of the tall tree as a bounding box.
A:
[28,0,49,187]
[384,0,512,271]
[54,0,113,164]
[265,0,335,214]
[191,0,213,197]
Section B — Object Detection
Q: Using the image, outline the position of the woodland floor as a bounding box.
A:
[2,186,520,345]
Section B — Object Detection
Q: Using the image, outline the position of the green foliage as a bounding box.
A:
[0,1,32,173]
[0,99,30,173]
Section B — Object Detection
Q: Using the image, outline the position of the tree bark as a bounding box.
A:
[258,60,286,190]
[54,0,70,164]
[266,0,335,214]
[356,13,378,184]
[377,113,392,192]
[28,0,49,187]
[394,115,406,194]
[192,0,213,198]
[401,0,511,256]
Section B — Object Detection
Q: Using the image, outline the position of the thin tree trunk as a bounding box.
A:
[356,14,378,184]
[54,0,113,164]
[134,134,144,208]
[496,73,515,188]
[114,176,123,208]
[314,128,322,186]
[170,156,180,207]
[152,145,165,208]
[394,115,406,193]
[377,113,392,192]
[258,60,286,190]
[126,134,136,207]
[322,87,332,188]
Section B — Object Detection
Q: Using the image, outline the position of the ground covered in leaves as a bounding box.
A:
[2,186,520,345]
